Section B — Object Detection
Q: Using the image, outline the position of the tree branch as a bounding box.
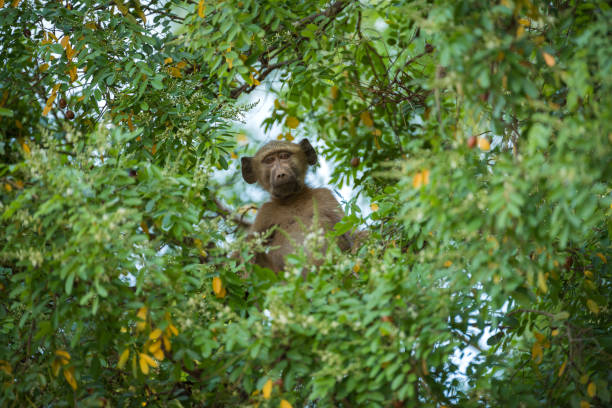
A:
[292,0,348,28]
[230,58,301,99]
[230,1,350,99]
[213,198,252,229]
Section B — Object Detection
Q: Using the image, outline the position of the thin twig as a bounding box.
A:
[213,198,252,229]
[507,308,555,318]
[292,0,348,27]
[230,58,301,99]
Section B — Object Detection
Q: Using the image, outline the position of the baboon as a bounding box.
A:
[241,139,352,273]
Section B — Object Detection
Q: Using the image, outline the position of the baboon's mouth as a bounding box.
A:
[272,181,300,198]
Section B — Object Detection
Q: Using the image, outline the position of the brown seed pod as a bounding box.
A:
[24,29,31,38]
[425,43,434,53]
[467,136,477,149]
[65,110,75,120]
[350,157,360,167]
[59,98,67,109]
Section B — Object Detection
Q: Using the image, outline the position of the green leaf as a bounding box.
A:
[0,107,13,117]
[65,272,75,295]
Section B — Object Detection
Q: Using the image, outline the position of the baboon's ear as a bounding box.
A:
[241,157,257,184]
[298,139,318,165]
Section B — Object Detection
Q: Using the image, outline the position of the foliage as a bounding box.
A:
[1,0,611,407]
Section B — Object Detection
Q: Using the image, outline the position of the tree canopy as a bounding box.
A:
[1,0,611,407]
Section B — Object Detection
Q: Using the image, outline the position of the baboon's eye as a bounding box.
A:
[278,152,291,160]
[263,155,275,164]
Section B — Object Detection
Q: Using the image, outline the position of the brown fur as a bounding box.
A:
[241,139,351,273]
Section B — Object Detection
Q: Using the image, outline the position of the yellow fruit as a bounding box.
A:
[118,349,130,369]
[55,350,71,360]
[478,137,491,151]
[149,329,162,340]
[542,52,555,67]
[360,111,373,127]
[286,116,299,129]
[212,277,223,297]
[587,382,596,398]
[262,379,273,399]
[63,366,77,390]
